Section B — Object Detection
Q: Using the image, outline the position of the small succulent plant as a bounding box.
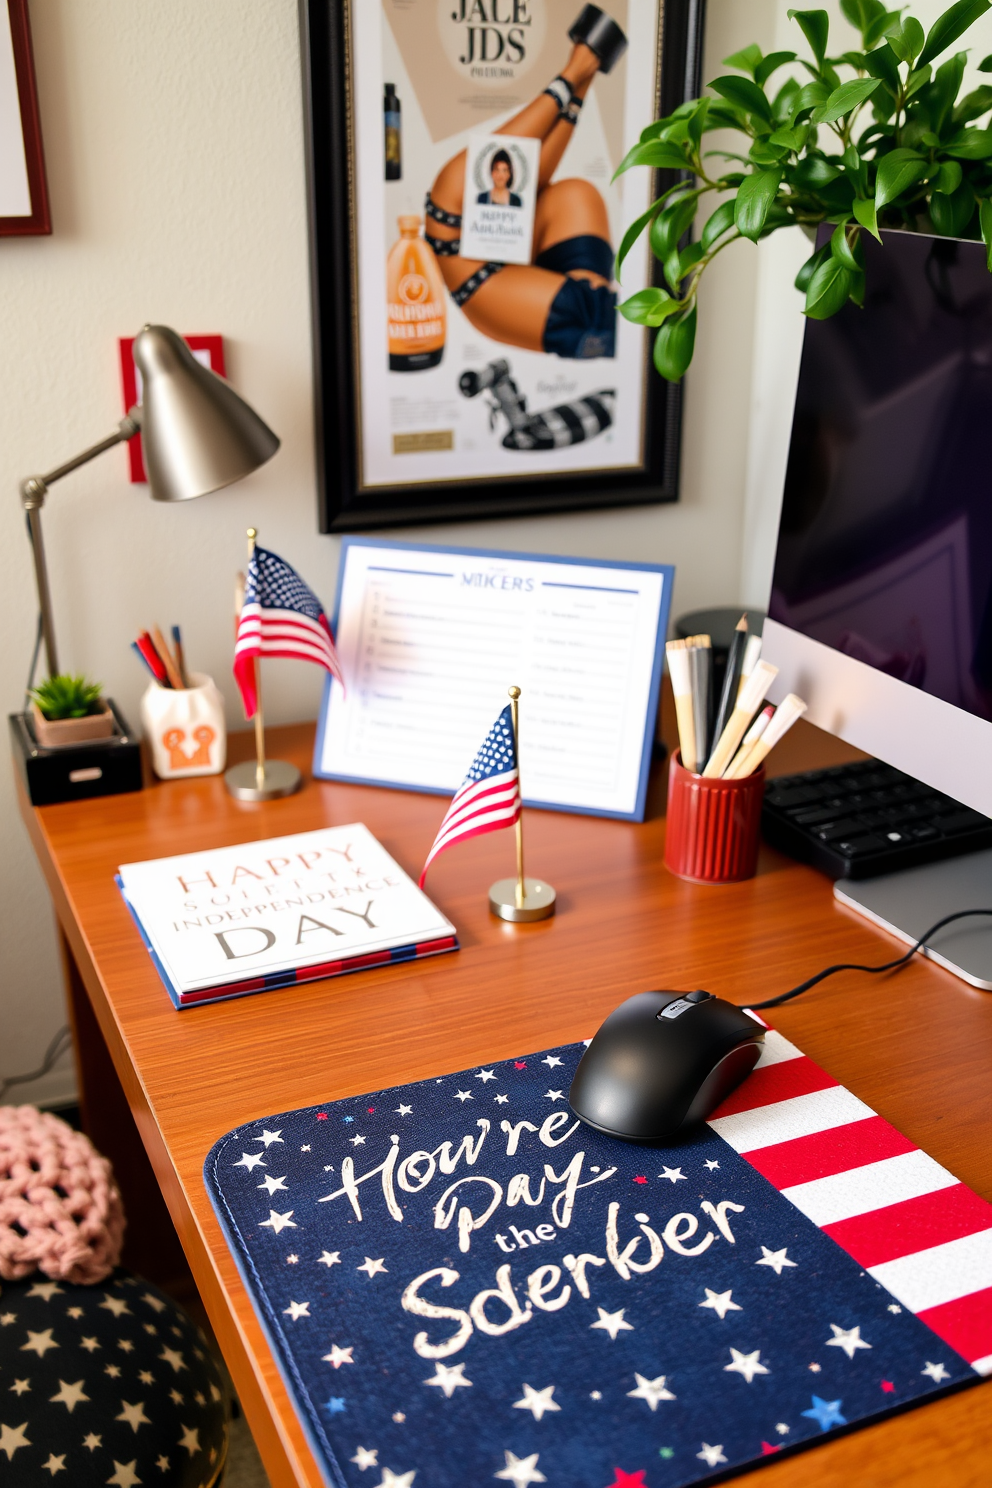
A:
[616,0,992,379]
[30,674,104,721]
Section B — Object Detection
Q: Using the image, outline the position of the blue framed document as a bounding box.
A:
[313,539,673,821]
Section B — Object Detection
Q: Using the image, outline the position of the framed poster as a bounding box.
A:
[0,0,50,236]
[301,0,705,531]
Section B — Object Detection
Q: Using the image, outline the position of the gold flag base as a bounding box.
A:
[488,877,556,923]
[224,759,302,802]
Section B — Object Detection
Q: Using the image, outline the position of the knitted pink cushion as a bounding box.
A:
[0,1105,124,1284]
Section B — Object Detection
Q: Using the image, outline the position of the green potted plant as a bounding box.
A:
[29,674,115,747]
[616,0,992,379]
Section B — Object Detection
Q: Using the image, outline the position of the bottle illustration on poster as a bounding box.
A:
[387,216,446,372]
[383,82,401,180]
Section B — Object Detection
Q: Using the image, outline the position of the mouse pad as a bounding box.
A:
[204,1031,991,1487]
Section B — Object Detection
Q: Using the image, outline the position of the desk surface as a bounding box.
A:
[20,714,991,1488]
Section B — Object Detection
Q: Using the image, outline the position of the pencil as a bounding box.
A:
[171,624,191,688]
[136,633,169,685]
[152,625,185,690]
[131,639,161,682]
[737,633,762,702]
[732,694,808,777]
[687,635,711,768]
[707,614,748,771]
[666,640,697,773]
[724,703,775,779]
[702,659,779,778]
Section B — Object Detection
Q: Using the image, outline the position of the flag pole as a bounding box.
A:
[248,528,267,792]
[224,526,303,803]
[488,685,555,923]
[508,685,525,910]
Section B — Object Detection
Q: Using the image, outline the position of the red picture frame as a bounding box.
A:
[119,335,226,483]
[0,0,51,236]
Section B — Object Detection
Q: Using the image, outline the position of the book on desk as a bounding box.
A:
[117,823,457,1008]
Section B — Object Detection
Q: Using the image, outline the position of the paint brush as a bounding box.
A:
[703,659,779,778]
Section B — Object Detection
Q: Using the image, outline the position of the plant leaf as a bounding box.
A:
[653,305,697,381]
[723,44,764,76]
[649,193,700,261]
[936,158,964,192]
[618,287,682,326]
[980,53,992,70]
[788,8,830,66]
[709,74,774,123]
[863,41,901,90]
[768,123,811,150]
[852,194,882,239]
[701,198,737,250]
[888,16,925,62]
[875,147,928,206]
[942,127,992,157]
[805,256,853,317]
[795,242,831,291]
[918,0,992,68]
[734,168,783,241]
[790,80,831,119]
[614,138,688,177]
[794,152,842,188]
[811,76,881,123]
[830,220,863,269]
[755,50,799,86]
[954,85,992,122]
[979,197,992,266]
[929,179,976,234]
[616,200,660,279]
[904,63,933,101]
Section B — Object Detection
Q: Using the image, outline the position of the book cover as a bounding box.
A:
[118,823,457,1008]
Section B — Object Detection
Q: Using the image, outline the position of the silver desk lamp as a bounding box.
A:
[20,324,279,679]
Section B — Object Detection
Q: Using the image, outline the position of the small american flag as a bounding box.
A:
[419,704,521,887]
[234,545,343,719]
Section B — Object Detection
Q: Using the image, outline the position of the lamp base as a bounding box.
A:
[488,877,557,923]
[224,759,302,802]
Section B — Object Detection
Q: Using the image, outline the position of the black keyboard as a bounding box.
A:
[762,759,992,880]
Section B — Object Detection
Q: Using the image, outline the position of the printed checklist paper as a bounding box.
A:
[117,825,457,1008]
[314,540,673,821]
[204,1029,988,1488]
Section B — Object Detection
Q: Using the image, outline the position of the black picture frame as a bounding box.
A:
[301,0,705,533]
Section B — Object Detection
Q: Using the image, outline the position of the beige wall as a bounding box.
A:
[5,0,988,1103]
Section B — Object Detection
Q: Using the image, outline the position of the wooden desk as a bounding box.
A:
[19,715,991,1488]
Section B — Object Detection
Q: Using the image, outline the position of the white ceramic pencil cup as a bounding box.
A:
[140,673,227,779]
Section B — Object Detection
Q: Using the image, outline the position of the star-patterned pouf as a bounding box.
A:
[0,1270,227,1486]
[205,1039,987,1487]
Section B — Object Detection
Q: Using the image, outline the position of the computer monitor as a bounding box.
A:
[763,226,992,820]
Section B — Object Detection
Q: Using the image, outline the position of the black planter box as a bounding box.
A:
[10,699,143,805]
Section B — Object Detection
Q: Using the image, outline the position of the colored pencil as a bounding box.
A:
[152,625,185,690]
[136,633,169,685]
[171,624,191,688]
[131,640,161,682]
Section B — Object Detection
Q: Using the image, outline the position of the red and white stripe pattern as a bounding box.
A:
[420,703,520,888]
[233,545,343,719]
[708,1026,992,1376]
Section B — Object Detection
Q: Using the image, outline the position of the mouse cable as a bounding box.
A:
[747,908,992,1010]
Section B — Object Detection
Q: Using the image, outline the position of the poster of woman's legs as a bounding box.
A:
[350,1,661,494]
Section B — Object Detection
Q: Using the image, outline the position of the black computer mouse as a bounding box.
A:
[568,990,765,1142]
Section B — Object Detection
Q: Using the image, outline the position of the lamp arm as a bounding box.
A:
[18,410,141,682]
[20,411,141,510]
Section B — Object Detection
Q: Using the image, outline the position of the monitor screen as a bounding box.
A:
[768,228,992,724]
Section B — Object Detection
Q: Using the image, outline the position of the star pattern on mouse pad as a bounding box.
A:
[205,1040,983,1488]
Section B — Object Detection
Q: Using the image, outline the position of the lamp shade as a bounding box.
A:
[132,325,280,502]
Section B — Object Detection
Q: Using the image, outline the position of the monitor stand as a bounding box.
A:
[835,851,992,990]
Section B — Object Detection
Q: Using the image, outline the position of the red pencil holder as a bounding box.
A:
[664,750,765,884]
